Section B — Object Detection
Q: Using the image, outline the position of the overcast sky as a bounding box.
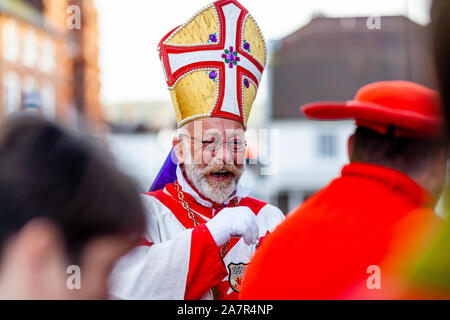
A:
[94,0,432,106]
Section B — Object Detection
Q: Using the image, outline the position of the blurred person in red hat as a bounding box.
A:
[240,80,447,299]
[0,115,146,299]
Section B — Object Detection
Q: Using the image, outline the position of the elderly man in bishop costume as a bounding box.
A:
[110,0,284,300]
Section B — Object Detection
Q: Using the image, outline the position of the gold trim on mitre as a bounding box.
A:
[158,0,267,128]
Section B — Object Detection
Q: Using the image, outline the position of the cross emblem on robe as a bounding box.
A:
[158,0,265,125]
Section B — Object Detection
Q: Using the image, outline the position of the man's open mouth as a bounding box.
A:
[209,169,233,180]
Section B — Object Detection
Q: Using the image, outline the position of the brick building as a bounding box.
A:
[0,0,101,127]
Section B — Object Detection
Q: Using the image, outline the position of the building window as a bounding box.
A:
[303,190,318,202]
[41,82,56,118]
[3,20,20,62]
[39,38,55,73]
[23,28,38,68]
[317,134,337,158]
[23,76,38,94]
[2,72,21,115]
[276,191,289,215]
[22,76,42,111]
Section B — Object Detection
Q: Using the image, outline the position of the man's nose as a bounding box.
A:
[213,142,234,164]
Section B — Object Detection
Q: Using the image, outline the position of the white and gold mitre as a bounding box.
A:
[158,0,267,128]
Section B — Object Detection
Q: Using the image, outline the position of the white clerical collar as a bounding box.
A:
[175,164,249,208]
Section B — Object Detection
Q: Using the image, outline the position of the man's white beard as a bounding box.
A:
[184,163,243,204]
[181,140,244,204]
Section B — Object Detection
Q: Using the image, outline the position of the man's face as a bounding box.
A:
[59,234,136,300]
[74,235,136,300]
[0,220,135,300]
[174,118,246,204]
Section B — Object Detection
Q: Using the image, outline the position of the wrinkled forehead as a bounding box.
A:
[178,118,245,138]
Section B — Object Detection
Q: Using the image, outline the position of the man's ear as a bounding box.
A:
[12,219,66,297]
[347,134,355,161]
[173,136,184,164]
[16,219,62,268]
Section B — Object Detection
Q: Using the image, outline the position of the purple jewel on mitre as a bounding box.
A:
[209,34,217,43]
[244,42,250,50]
[228,53,235,62]
[209,71,217,80]
[244,78,250,88]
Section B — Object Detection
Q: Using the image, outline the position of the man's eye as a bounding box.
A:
[233,140,244,146]
[202,140,214,144]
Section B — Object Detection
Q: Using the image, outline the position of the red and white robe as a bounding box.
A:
[109,166,284,300]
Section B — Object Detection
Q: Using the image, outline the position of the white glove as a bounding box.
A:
[206,207,259,247]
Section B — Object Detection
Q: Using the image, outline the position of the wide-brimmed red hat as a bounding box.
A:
[301,81,443,138]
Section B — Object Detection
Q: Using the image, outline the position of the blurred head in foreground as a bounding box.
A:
[0,115,146,299]
[349,126,447,198]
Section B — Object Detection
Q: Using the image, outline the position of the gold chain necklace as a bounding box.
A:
[174,181,200,226]
[173,181,238,257]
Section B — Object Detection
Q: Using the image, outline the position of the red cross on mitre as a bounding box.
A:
[158,0,266,126]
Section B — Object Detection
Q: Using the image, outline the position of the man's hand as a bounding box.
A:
[206,207,259,247]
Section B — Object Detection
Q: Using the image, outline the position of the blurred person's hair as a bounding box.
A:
[350,126,446,176]
[0,114,146,265]
[431,0,450,132]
